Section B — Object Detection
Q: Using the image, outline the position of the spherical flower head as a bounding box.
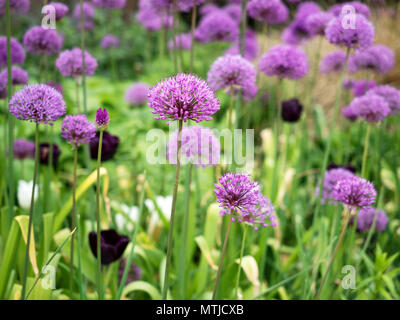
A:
[148,73,220,123]
[215,173,261,218]
[47,2,69,21]
[247,0,289,25]
[348,94,390,122]
[0,0,30,15]
[72,2,95,20]
[237,195,277,230]
[333,176,376,209]
[320,50,347,73]
[56,48,98,78]
[207,54,258,101]
[260,45,309,80]
[13,138,35,160]
[95,108,110,130]
[295,1,321,20]
[281,19,313,45]
[281,98,303,122]
[195,11,238,43]
[348,45,395,74]
[136,4,173,31]
[100,34,120,50]
[316,168,355,205]
[90,131,120,161]
[23,26,63,56]
[357,207,388,233]
[329,1,371,19]
[168,33,192,51]
[62,114,96,147]
[325,14,374,49]
[306,11,334,36]
[350,79,376,97]
[366,85,400,116]
[226,29,259,61]
[9,84,66,124]
[167,125,220,168]
[0,37,26,68]
[93,0,126,9]
[0,66,29,93]
[89,229,129,265]
[125,82,150,106]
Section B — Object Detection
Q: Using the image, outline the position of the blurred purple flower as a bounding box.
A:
[93,0,126,9]
[357,207,388,233]
[329,1,371,18]
[61,114,96,147]
[247,0,289,25]
[0,37,26,68]
[0,66,29,95]
[226,29,259,61]
[168,33,192,51]
[348,45,395,74]
[23,26,63,56]
[56,48,98,78]
[306,11,334,36]
[13,138,35,160]
[366,85,400,116]
[281,98,303,122]
[125,82,150,106]
[47,2,69,21]
[46,81,63,95]
[89,229,129,265]
[195,10,238,43]
[90,131,120,161]
[101,34,120,49]
[118,259,142,284]
[320,50,347,73]
[348,94,390,122]
[0,0,30,15]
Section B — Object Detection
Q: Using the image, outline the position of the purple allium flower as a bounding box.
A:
[9,84,66,124]
[136,4,173,31]
[295,1,321,19]
[61,114,96,146]
[95,108,110,130]
[39,142,61,167]
[93,0,126,9]
[341,105,358,121]
[124,82,150,106]
[333,176,376,209]
[316,168,356,205]
[46,81,63,95]
[168,33,192,51]
[344,79,376,97]
[247,0,289,25]
[0,37,26,68]
[46,2,69,21]
[357,207,388,233]
[281,19,313,45]
[167,125,220,168]
[348,45,395,74]
[325,14,374,49]
[366,85,400,116]
[176,0,205,12]
[195,10,238,43]
[215,172,261,217]
[13,138,34,160]
[100,34,120,50]
[224,3,241,24]
[89,131,120,161]
[199,3,218,17]
[0,66,29,94]
[23,26,63,56]
[306,11,334,36]
[73,1,95,20]
[56,48,98,78]
[118,259,142,284]
[281,98,303,122]
[348,94,390,122]
[329,1,371,19]
[259,45,309,80]
[148,73,220,123]
[88,229,129,265]
[207,54,257,101]
[320,50,347,73]
[0,0,30,15]
[226,29,259,61]
[236,195,277,230]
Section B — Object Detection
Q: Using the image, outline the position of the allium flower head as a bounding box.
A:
[207,54,257,101]
[13,138,35,160]
[247,0,289,25]
[348,45,395,74]
[366,85,400,116]
[195,10,238,43]
[281,98,303,122]
[95,108,110,130]
[167,125,220,168]
[23,26,63,56]
[125,82,150,106]
[333,176,376,209]
[344,78,376,97]
[100,34,120,49]
[90,131,120,161]
[73,2,95,20]
[9,84,66,124]
[357,207,388,233]
[0,66,29,94]
[226,29,259,61]
[61,114,96,146]
[295,1,321,19]
[237,195,277,230]
[320,50,347,73]
[329,1,371,18]
[136,4,173,31]
[89,229,129,265]
[348,94,390,122]
[325,14,374,49]
[168,33,192,51]
[93,0,126,9]
[306,11,334,36]
[56,48,98,78]
[0,0,30,15]
[47,2,69,20]
[148,73,220,123]
[0,37,26,68]
[316,168,355,205]
[259,45,309,80]
[282,19,313,45]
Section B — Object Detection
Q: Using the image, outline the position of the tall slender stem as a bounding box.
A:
[20,123,40,300]
[75,80,81,114]
[234,224,247,299]
[189,1,197,73]
[228,87,234,131]
[69,146,78,297]
[96,130,104,300]
[212,217,233,300]
[162,119,183,299]
[315,208,352,300]
[361,124,371,178]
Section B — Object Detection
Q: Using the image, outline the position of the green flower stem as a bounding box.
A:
[96,130,104,300]
[75,80,81,114]
[212,217,233,300]
[189,1,197,73]
[315,207,352,300]
[21,123,39,300]
[361,124,371,178]
[162,119,183,300]
[234,224,247,299]
[228,87,234,131]
[171,4,178,73]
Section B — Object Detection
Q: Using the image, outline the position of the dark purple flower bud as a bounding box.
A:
[39,142,61,168]
[118,259,142,284]
[89,131,120,162]
[88,229,129,265]
[281,98,303,122]
[95,108,110,130]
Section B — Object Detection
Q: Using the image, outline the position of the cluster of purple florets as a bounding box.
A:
[23,26,63,56]
[56,48,98,78]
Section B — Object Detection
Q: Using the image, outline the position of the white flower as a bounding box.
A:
[145,195,173,223]
[116,204,139,232]
[18,180,39,210]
